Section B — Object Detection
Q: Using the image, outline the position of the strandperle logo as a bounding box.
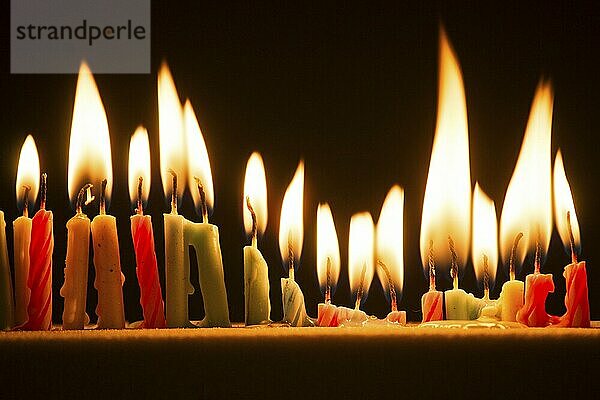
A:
[11,0,150,73]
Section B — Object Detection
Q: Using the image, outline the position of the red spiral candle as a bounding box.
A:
[556,262,590,328]
[23,207,53,330]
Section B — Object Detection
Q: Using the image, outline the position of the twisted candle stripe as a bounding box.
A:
[556,262,590,328]
[317,303,339,327]
[132,216,166,328]
[23,209,53,331]
[422,290,443,322]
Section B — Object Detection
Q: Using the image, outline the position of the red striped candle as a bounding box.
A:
[556,261,590,328]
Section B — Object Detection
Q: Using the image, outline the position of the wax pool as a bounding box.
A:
[243,245,270,325]
[0,211,15,330]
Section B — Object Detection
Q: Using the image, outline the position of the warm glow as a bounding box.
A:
[67,61,113,205]
[158,62,185,203]
[316,203,340,293]
[128,126,151,207]
[553,150,581,254]
[471,183,498,287]
[376,186,404,298]
[500,82,553,268]
[243,152,268,236]
[349,212,375,301]
[278,162,304,266]
[419,28,471,275]
[184,100,214,214]
[15,135,40,211]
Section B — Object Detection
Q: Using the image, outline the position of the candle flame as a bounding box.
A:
[500,82,553,271]
[243,152,267,237]
[67,61,113,207]
[349,212,375,305]
[158,62,186,205]
[553,150,581,255]
[471,183,498,289]
[419,28,471,277]
[184,100,214,215]
[128,126,151,208]
[16,134,40,212]
[376,185,404,301]
[316,203,340,295]
[278,161,304,268]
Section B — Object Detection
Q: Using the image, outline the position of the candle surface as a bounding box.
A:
[13,216,31,326]
[556,261,590,328]
[516,273,557,327]
[281,278,312,327]
[244,245,270,325]
[317,303,339,327]
[421,290,443,322]
[496,280,524,322]
[0,212,15,330]
[131,214,166,329]
[22,208,53,330]
[91,214,125,329]
[445,289,482,320]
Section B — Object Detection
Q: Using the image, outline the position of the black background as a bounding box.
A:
[0,1,599,324]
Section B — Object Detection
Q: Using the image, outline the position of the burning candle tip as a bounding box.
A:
[428,240,436,291]
[168,169,178,215]
[245,196,257,247]
[99,178,108,215]
[448,236,458,290]
[354,263,367,310]
[76,183,94,215]
[40,173,47,210]
[566,211,578,264]
[136,176,144,215]
[325,256,332,304]
[509,232,523,281]
[377,260,397,312]
[21,184,31,217]
[194,176,209,224]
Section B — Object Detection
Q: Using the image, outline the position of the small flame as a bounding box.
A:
[500,82,553,270]
[349,212,375,304]
[376,186,404,300]
[553,150,581,255]
[15,135,40,212]
[243,152,268,237]
[67,61,113,206]
[278,162,304,268]
[316,203,340,295]
[419,28,471,276]
[184,100,214,215]
[128,126,151,208]
[471,183,498,288]
[158,62,185,204]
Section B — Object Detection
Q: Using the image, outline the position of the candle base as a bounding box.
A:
[336,307,368,327]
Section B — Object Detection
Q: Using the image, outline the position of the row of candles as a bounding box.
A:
[0,30,590,331]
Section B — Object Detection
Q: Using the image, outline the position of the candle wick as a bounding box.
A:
[355,262,367,311]
[448,235,459,290]
[40,173,47,210]
[288,240,295,281]
[483,254,490,301]
[377,260,397,313]
[534,239,541,275]
[76,183,94,215]
[21,184,31,218]
[245,196,257,248]
[99,179,108,215]
[194,176,209,224]
[509,232,523,281]
[325,256,331,304]
[168,169,178,215]
[137,176,144,215]
[566,211,578,264]
[428,240,436,291]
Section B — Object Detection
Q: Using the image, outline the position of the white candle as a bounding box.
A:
[0,211,15,330]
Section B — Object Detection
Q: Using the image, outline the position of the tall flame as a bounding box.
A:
[376,186,404,300]
[184,100,214,215]
[553,150,581,255]
[67,61,113,206]
[500,82,553,270]
[278,162,304,268]
[471,183,498,288]
[349,212,375,304]
[243,152,268,237]
[419,28,471,275]
[316,203,340,294]
[128,126,151,208]
[16,135,40,211]
[158,62,185,204]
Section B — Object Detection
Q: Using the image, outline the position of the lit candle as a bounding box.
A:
[420,242,443,323]
[553,150,589,327]
[279,162,312,327]
[183,100,230,328]
[0,211,15,330]
[129,126,166,329]
[13,135,39,327]
[338,212,374,327]
[243,152,270,326]
[375,186,406,324]
[316,203,341,327]
[420,28,474,321]
[500,82,556,327]
[158,63,193,328]
[471,183,498,319]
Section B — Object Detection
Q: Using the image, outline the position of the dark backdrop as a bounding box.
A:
[0,1,599,323]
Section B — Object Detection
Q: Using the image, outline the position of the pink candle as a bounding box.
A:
[22,174,53,331]
[516,272,557,327]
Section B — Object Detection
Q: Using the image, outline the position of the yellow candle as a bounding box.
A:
[0,211,15,330]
